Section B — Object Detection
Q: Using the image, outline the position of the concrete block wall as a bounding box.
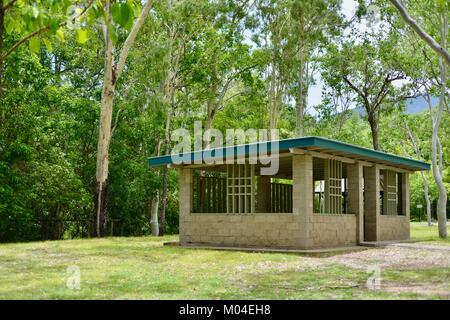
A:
[180,213,303,248]
[181,213,359,248]
[379,215,410,241]
[378,173,410,241]
[310,214,357,248]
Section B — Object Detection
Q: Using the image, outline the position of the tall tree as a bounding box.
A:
[183,0,259,134]
[432,5,448,237]
[289,0,341,136]
[404,121,432,226]
[389,0,450,67]
[392,0,448,237]
[93,0,153,237]
[320,25,413,150]
[258,0,288,130]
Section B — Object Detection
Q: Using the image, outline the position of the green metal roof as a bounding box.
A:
[148,136,430,171]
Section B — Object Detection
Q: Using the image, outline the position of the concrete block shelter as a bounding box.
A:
[149,136,430,249]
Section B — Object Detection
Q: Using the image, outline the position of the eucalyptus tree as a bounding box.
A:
[254,0,342,133]
[404,121,432,226]
[389,0,448,237]
[434,5,448,237]
[137,0,209,236]
[320,17,415,150]
[181,0,260,136]
[389,0,450,67]
[75,0,154,237]
[288,0,342,136]
[256,0,290,130]
[117,0,233,236]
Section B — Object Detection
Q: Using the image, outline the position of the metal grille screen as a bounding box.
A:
[227,164,255,213]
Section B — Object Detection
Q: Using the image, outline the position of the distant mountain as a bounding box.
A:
[351,95,438,116]
[405,95,439,114]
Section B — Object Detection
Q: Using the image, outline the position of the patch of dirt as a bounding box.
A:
[381,281,450,297]
[327,247,450,269]
[226,246,450,296]
[238,258,330,275]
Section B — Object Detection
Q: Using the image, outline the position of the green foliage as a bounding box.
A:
[3,0,81,57]
[0,0,448,242]
[0,50,93,241]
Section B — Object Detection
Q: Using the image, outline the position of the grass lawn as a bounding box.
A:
[410,222,450,246]
[0,222,449,299]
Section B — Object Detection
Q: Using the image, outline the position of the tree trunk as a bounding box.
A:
[93,0,153,237]
[204,56,218,148]
[295,48,306,137]
[150,192,159,236]
[158,108,171,236]
[157,114,170,237]
[158,166,168,236]
[269,17,281,131]
[94,13,115,237]
[204,112,214,149]
[389,0,450,67]
[421,172,432,226]
[367,110,379,150]
[433,10,448,238]
[405,121,432,226]
[268,62,277,130]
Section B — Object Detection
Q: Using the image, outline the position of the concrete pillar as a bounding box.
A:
[401,172,410,239]
[292,154,313,248]
[363,165,380,241]
[347,162,364,244]
[256,176,271,213]
[179,168,192,243]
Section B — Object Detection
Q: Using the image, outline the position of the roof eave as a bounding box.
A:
[147,136,430,171]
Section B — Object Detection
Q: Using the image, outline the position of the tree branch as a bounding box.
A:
[4,0,94,60]
[389,0,450,67]
[342,75,370,107]
[422,47,441,84]
[4,27,49,59]
[115,0,154,81]
[372,73,405,110]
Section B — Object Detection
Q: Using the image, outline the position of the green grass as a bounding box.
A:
[0,223,449,299]
[410,222,450,245]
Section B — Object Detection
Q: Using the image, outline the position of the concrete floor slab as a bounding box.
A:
[163,241,367,254]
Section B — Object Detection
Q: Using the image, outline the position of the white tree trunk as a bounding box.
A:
[421,172,432,226]
[389,0,450,66]
[432,10,448,238]
[405,121,432,226]
[94,0,154,236]
[95,0,115,237]
[295,47,305,137]
[150,192,159,236]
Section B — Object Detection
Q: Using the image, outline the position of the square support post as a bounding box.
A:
[256,176,271,213]
[179,168,192,243]
[400,173,410,218]
[292,154,313,248]
[401,172,410,238]
[364,165,380,242]
[347,162,364,244]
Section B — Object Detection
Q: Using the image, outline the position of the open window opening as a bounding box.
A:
[192,169,227,213]
[313,158,348,214]
[380,170,403,215]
